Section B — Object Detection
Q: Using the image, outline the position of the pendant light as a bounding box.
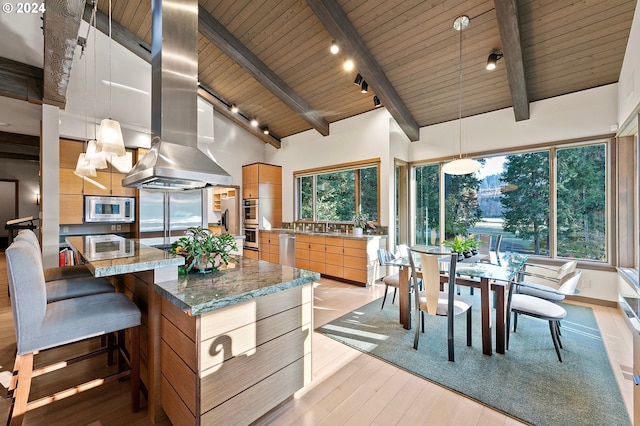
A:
[97,0,126,157]
[86,6,108,170]
[442,15,481,175]
[74,21,96,178]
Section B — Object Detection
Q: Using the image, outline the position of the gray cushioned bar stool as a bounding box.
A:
[14,230,114,303]
[5,240,141,425]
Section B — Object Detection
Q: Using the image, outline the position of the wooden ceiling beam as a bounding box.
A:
[0,131,40,161]
[82,3,151,63]
[306,0,419,142]
[494,0,530,121]
[81,4,281,148]
[42,0,86,108]
[0,57,43,103]
[198,5,330,138]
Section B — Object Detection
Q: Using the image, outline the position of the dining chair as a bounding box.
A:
[5,240,141,425]
[408,248,472,361]
[516,260,578,302]
[377,248,400,309]
[505,271,582,362]
[14,230,114,303]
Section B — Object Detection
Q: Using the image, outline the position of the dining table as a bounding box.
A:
[384,247,528,356]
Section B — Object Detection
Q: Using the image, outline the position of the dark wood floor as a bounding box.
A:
[0,253,633,425]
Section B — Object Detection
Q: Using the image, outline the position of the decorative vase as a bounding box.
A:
[353,227,363,236]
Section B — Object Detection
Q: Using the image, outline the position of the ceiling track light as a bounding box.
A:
[486,50,503,70]
[250,118,258,127]
[263,127,269,135]
[343,58,354,71]
[230,103,238,113]
[373,95,381,108]
[360,80,368,93]
[330,40,339,54]
[354,73,363,85]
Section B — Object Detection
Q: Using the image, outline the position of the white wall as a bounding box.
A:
[411,84,619,162]
[265,108,393,224]
[618,1,640,128]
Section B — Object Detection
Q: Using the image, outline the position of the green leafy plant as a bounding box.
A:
[464,236,479,251]
[443,235,467,253]
[170,226,237,273]
[353,211,368,229]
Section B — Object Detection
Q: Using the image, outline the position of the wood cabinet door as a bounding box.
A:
[243,183,258,199]
[59,194,84,224]
[258,164,281,184]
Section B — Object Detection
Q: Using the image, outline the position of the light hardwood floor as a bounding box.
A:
[0,254,633,425]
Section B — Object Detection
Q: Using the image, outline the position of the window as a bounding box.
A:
[412,141,608,261]
[295,160,379,223]
[414,164,440,245]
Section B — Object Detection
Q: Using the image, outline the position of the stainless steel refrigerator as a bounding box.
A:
[220,196,239,235]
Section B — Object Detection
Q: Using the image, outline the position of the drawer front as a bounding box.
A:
[325,252,343,266]
[325,237,343,247]
[325,245,343,255]
[343,267,367,283]
[325,264,343,277]
[343,246,366,258]
[343,239,367,249]
[308,260,325,274]
[308,235,326,244]
[296,258,310,269]
[295,247,309,260]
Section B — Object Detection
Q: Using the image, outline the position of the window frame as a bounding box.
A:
[294,158,381,223]
[409,137,612,265]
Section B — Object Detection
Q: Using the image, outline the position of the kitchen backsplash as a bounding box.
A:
[281,222,387,235]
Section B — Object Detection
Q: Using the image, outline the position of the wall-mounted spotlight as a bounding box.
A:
[230,103,238,113]
[486,50,503,70]
[250,118,258,127]
[263,127,270,135]
[360,81,368,93]
[373,95,381,108]
[330,40,339,54]
[354,73,363,85]
[35,192,40,205]
[343,58,354,71]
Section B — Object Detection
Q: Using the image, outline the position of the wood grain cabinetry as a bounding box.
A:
[259,231,280,264]
[212,187,236,211]
[295,235,310,270]
[58,138,135,224]
[160,283,312,425]
[293,234,386,286]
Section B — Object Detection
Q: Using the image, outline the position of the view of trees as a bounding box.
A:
[414,143,607,261]
[296,165,379,223]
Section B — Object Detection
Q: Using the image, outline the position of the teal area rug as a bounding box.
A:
[317,295,630,426]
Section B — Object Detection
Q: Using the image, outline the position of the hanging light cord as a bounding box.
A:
[457,23,463,160]
[93,2,98,141]
[108,0,113,119]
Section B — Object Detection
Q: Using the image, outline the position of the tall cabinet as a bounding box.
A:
[242,163,282,229]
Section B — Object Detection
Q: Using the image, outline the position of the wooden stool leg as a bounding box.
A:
[8,353,34,426]
[130,326,140,412]
[7,354,21,398]
[117,330,126,373]
[107,333,116,366]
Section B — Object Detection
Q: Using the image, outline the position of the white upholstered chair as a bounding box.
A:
[408,248,472,361]
[516,260,578,302]
[506,271,582,362]
[377,248,400,309]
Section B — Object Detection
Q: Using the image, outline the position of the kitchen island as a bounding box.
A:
[66,235,318,425]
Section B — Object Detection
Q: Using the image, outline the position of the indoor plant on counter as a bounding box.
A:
[352,211,368,236]
[170,226,237,273]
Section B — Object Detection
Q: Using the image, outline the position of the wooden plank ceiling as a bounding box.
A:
[93,0,635,144]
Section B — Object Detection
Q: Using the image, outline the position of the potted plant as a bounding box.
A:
[465,236,480,255]
[443,235,466,261]
[170,226,237,273]
[352,211,368,236]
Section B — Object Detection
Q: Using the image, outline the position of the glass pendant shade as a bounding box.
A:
[97,118,125,156]
[85,140,108,169]
[73,153,97,177]
[442,157,481,175]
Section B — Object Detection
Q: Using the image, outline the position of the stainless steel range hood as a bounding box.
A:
[122,0,231,190]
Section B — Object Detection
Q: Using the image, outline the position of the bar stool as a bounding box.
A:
[14,230,114,303]
[5,240,141,425]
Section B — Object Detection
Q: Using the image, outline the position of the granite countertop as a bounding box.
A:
[155,256,320,316]
[263,228,387,240]
[66,235,185,278]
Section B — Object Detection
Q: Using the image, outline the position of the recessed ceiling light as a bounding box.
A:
[330,40,339,54]
[343,59,354,71]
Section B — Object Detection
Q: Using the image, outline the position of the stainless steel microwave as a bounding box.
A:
[84,196,135,223]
